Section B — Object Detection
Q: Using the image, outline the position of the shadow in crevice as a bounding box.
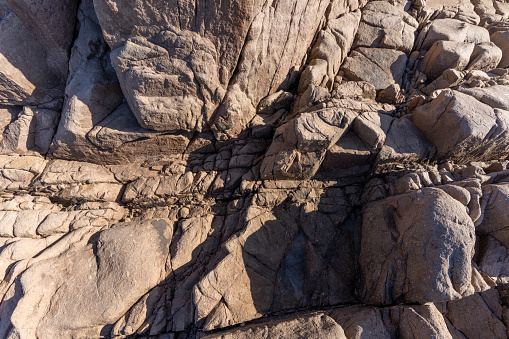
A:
[110,162,364,338]
[183,186,364,335]
[243,194,362,316]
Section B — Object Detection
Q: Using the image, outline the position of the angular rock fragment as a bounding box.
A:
[341,47,408,90]
[467,42,503,71]
[299,10,361,92]
[321,131,371,174]
[53,0,195,163]
[376,116,435,167]
[413,90,509,161]
[420,40,475,81]
[418,18,490,51]
[110,31,226,132]
[423,68,464,95]
[260,105,358,180]
[354,1,418,54]
[353,111,393,150]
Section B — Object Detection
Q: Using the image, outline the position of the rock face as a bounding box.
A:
[3,0,509,338]
[361,188,477,305]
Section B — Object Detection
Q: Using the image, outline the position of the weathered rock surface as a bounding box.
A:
[414,89,509,161]
[0,219,172,338]
[260,105,358,180]
[420,40,475,80]
[354,1,418,54]
[361,188,477,305]
[342,47,408,90]
[0,0,73,106]
[1,0,509,338]
[110,30,226,132]
[202,313,347,339]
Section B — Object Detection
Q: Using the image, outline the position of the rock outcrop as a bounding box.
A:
[2,0,509,338]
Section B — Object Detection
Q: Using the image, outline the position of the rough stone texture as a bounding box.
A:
[0,4,62,105]
[1,106,58,154]
[478,183,509,247]
[0,219,171,338]
[414,90,509,162]
[201,313,347,339]
[420,40,475,80]
[418,18,490,51]
[361,188,477,305]
[376,116,435,167]
[341,47,408,90]
[299,10,361,92]
[110,30,226,132]
[491,30,509,68]
[1,0,509,338]
[468,42,503,71]
[354,1,418,54]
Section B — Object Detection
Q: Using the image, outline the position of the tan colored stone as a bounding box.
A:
[361,188,476,305]
[342,47,408,90]
[202,313,346,339]
[414,90,509,161]
[0,219,172,339]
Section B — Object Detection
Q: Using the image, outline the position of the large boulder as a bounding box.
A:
[418,18,490,51]
[467,42,503,71]
[360,188,476,305]
[50,0,191,164]
[110,31,226,132]
[420,41,475,81]
[491,30,509,68]
[413,90,509,161]
[0,219,172,339]
[94,0,333,136]
[354,0,418,54]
